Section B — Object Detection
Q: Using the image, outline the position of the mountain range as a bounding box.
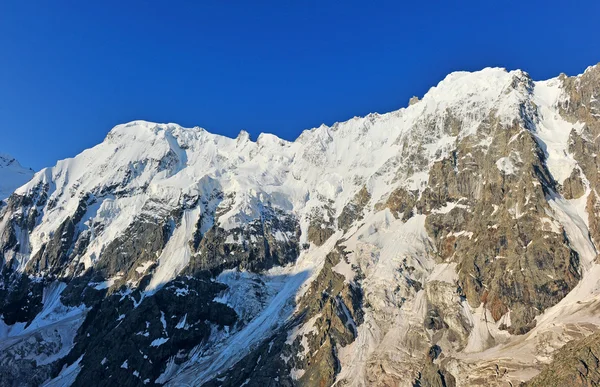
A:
[1,63,600,386]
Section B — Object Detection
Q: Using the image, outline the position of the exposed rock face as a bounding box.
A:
[0,181,49,270]
[413,345,456,387]
[409,96,421,106]
[60,275,236,387]
[292,247,363,386]
[187,203,301,274]
[562,168,586,199]
[375,186,417,221]
[27,196,95,275]
[526,330,600,387]
[0,270,44,325]
[417,78,583,335]
[1,64,600,386]
[518,64,600,387]
[199,245,363,387]
[586,191,600,249]
[338,186,371,232]
[306,200,336,246]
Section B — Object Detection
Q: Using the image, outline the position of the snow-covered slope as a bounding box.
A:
[8,68,525,272]
[1,64,600,387]
[0,153,34,200]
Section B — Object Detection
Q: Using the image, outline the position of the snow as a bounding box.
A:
[5,67,533,281]
[427,263,458,284]
[335,211,435,385]
[431,201,469,214]
[496,155,519,175]
[462,304,510,353]
[170,232,342,385]
[43,355,83,387]
[173,268,312,385]
[446,230,474,239]
[155,356,178,384]
[160,311,167,332]
[135,260,154,274]
[0,281,88,367]
[175,314,188,330]
[91,275,121,290]
[150,337,169,347]
[410,68,530,139]
[532,78,581,184]
[285,313,320,349]
[548,195,597,270]
[332,257,355,283]
[290,368,305,380]
[0,153,34,200]
[146,207,199,292]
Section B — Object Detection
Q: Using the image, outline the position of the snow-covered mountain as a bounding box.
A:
[1,63,600,386]
[0,153,34,200]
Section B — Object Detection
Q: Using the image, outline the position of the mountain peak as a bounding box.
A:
[0,152,20,168]
[0,153,34,200]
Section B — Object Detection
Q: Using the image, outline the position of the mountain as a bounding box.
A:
[1,63,600,387]
[0,153,34,200]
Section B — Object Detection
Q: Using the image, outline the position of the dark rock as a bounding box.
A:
[338,186,370,232]
[56,274,237,387]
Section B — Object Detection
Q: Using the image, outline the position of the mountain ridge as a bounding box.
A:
[0,153,34,201]
[1,62,600,386]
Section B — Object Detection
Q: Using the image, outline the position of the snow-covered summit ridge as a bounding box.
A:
[17,69,519,191]
[104,67,528,146]
[99,64,598,152]
[0,153,34,200]
[8,65,583,278]
[0,153,27,168]
[8,67,566,262]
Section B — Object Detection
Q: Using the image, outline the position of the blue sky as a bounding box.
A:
[1,1,599,170]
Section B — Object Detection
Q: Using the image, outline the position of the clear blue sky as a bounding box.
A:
[1,1,599,170]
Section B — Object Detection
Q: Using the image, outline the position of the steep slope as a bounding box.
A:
[1,64,600,387]
[0,153,34,200]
